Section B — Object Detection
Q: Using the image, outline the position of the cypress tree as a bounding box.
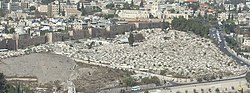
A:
[128,32,134,46]
[140,0,144,7]
[130,0,134,8]
[0,73,7,93]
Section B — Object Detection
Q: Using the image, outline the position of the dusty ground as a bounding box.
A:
[0,53,133,93]
[72,62,133,93]
[0,53,76,83]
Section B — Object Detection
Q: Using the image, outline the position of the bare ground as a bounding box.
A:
[0,53,133,93]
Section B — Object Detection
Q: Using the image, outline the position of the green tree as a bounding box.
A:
[35,10,41,18]
[130,0,134,8]
[215,88,220,93]
[93,6,102,12]
[141,76,160,85]
[9,28,15,34]
[188,3,199,14]
[62,11,65,16]
[170,9,175,13]
[224,22,236,34]
[123,77,136,86]
[238,7,242,13]
[228,14,231,20]
[245,72,250,83]
[3,25,8,34]
[234,4,237,12]
[0,73,7,93]
[69,15,76,21]
[0,9,5,17]
[243,5,250,12]
[140,0,144,7]
[171,17,209,37]
[120,89,125,93]
[106,3,115,9]
[162,20,169,31]
[150,76,160,85]
[81,6,87,16]
[197,12,202,18]
[100,14,115,19]
[204,11,208,20]
[77,2,81,11]
[29,6,36,11]
[22,86,31,93]
[149,13,154,18]
[8,17,13,21]
[123,2,131,10]
[231,14,234,20]
[56,29,67,32]
[133,5,140,10]
[144,90,149,93]
[6,85,17,93]
[225,36,238,51]
[128,32,134,46]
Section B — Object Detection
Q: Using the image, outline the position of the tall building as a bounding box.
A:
[48,1,60,17]
[38,4,48,13]
[48,0,79,17]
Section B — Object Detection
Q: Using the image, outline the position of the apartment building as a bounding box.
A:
[48,1,60,17]
[118,10,149,19]
[65,8,81,17]
[38,5,48,13]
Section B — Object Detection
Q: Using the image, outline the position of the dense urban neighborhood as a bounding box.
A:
[1,0,250,93]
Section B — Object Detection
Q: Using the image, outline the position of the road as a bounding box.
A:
[209,27,250,67]
[135,74,246,93]
[97,73,247,93]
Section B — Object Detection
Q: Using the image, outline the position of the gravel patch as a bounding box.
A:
[0,53,76,84]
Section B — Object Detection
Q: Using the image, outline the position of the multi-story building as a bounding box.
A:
[118,10,149,19]
[20,2,29,10]
[48,0,79,17]
[218,12,230,21]
[65,8,81,17]
[9,2,20,12]
[48,1,60,17]
[243,37,250,47]
[38,5,48,13]
[60,3,77,11]
[161,11,189,20]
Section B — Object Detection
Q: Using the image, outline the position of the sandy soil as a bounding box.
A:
[0,53,76,84]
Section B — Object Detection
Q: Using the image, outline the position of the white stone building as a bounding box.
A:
[118,10,149,19]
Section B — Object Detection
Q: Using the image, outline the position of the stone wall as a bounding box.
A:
[0,40,8,49]
[0,22,166,50]
[107,24,136,35]
[89,28,106,38]
[18,36,46,49]
[0,39,18,50]
[7,39,17,50]
[136,22,163,30]
[52,33,70,42]
[71,30,86,40]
